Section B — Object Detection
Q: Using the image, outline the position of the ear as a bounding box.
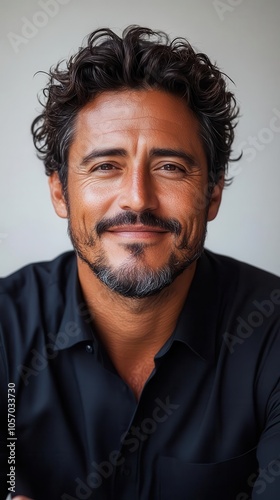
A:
[48,172,68,219]
[207,175,224,222]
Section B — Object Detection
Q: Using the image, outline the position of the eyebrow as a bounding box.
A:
[149,148,198,167]
[80,147,199,168]
[80,148,127,165]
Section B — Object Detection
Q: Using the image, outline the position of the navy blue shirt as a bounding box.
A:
[0,250,280,499]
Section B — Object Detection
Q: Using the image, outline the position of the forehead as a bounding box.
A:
[70,89,206,161]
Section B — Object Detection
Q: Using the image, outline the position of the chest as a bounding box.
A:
[13,345,260,500]
[121,358,156,400]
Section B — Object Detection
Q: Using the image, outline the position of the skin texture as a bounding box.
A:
[49,89,224,398]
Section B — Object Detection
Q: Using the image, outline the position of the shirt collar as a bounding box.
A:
[52,257,94,351]
[52,250,221,361]
[154,250,222,363]
[170,250,222,362]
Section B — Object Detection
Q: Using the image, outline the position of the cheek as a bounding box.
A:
[171,195,209,244]
[166,182,209,222]
[68,179,118,231]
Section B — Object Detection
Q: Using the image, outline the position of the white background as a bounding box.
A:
[0,0,279,276]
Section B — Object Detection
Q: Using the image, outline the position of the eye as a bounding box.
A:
[158,163,187,174]
[155,162,188,179]
[89,163,120,175]
[95,163,115,171]
[161,164,184,172]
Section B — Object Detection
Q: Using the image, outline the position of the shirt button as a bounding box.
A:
[121,465,131,477]
[85,344,93,354]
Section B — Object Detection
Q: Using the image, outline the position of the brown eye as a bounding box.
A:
[163,164,177,171]
[96,163,114,170]
[162,164,184,172]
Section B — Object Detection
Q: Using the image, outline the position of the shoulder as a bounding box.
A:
[0,251,77,341]
[203,249,280,346]
[203,250,280,362]
[0,251,76,298]
[0,252,77,413]
[0,251,78,387]
[204,248,280,298]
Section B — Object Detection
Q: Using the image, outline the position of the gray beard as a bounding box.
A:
[68,224,207,299]
[89,248,201,298]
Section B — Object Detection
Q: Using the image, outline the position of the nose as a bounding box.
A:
[118,167,159,213]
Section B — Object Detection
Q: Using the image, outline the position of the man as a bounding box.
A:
[0,26,279,500]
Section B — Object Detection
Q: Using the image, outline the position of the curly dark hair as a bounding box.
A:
[31,25,239,191]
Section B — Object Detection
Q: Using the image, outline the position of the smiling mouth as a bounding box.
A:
[108,225,168,232]
[106,225,169,239]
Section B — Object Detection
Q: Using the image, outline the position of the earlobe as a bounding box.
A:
[207,175,224,222]
[48,172,68,219]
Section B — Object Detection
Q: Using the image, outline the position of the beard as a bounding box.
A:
[68,210,207,299]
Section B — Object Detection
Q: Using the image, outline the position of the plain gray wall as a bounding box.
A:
[1,0,280,276]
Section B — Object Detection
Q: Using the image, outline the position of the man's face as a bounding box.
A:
[49,89,223,298]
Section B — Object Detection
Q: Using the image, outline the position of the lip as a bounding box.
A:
[106,226,169,239]
[107,226,168,233]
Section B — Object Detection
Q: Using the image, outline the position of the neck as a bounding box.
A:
[77,259,197,358]
[77,258,197,399]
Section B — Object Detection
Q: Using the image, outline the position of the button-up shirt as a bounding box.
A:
[0,250,280,499]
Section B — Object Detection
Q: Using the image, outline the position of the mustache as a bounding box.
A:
[95,211,182,236]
